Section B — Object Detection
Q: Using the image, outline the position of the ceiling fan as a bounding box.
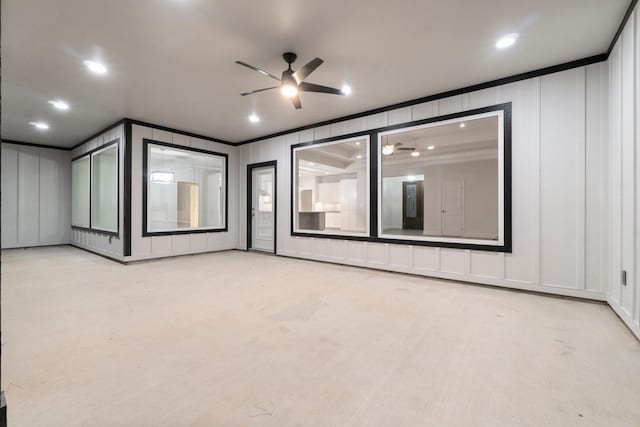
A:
[235,52,346,110]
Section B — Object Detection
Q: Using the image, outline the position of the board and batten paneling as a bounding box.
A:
[238,63,609,302]
[70,124,125,259]
[127,124,239,262]
[608,7,640,338]
[1,143,71,248]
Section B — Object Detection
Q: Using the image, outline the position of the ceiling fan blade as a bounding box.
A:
[240,86,280,96]
[235,61,281,82]
[292,57,324,84]
[298,82,344,95]
[396,147,415,151]
[291,95,302,109]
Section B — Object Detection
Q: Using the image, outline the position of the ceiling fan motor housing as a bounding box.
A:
[283,52,297,65]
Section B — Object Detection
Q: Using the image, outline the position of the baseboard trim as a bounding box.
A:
[267,251,607,304]
[69,244,127,264]
[607,298,640,342]
[1,242,71,250]
[123,248,237,264]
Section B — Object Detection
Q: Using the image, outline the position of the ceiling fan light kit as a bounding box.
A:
[236,52,345,110]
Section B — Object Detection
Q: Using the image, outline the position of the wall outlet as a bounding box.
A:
[621,270,627,286]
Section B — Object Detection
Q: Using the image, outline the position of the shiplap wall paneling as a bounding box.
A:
[586,62,609,293]
[608,7,640,338]
[238,65,609,302]
[636,6,640,326]
[127,124,239,262]
[500,78,540,286]
[2,144,19,247]
[70,124,125,259]
[539,68,586,290]
[1,143,71,248]
[19,147,41,245]
[620,15,635,317]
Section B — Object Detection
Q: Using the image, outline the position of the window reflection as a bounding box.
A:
[380,113,502,243]
[146,143,226,233]
[294,136,369,236]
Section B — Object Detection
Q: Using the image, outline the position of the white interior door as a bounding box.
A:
[441,180,464,237]
[251,166,275,252]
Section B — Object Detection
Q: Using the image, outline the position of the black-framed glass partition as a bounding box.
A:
[71,155,90,228]
[377,105,510,249]
[288,103,511,252]
[91,143,119,233]
[143,140,228,236]
[71,139,120,236]
[292,135,370,237]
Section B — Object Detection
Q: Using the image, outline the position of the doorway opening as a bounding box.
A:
[247,161,277,253]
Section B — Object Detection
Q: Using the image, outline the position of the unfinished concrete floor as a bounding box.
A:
[2,246,640,426]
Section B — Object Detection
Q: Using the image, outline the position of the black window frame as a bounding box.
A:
[289,103,512,253]
[290,132,373,240]
[142,138,229,237]
[71,138,120,238]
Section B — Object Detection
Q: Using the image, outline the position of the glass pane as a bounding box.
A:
[91,144,118,232]
[258,172,273,213]
[71,156,90,228]
[147,144,225,232]
[294,137,368,235]
[380,114,500,241]
[405,183,417,218]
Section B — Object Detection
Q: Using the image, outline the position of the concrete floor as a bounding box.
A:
[2,246,640,427]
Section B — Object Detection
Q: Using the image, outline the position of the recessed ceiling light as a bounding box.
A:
[281,84,298,97]
[459,122,466,128]
[48,100,70,111]
[411,151,420,157]
[496,33,518,49]
[382,144,394,155]
[356,154,363,159]
[324,171,329,175]
[29,121,49,130]
[84,60,108,75]
[341,84,352,96]
[248,113,260,123]
[427,145,435,150]
[355,141,360,146]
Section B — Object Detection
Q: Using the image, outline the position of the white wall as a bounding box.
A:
[238,63,609,301]
[127,124,238,261]
[70,124,125,260]
[1,143,71,248]
[419,159,498,239]
[608,5,640,338]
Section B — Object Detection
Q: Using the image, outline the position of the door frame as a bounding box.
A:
[402,180,424,230]
[247,161,277,253]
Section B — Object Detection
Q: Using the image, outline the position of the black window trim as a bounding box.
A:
[71,138,121,238]
[291,132,372,239]
[290,102,512,253]
[142,138,229,237]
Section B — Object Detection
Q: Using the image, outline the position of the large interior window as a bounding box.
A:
[378,108,506,247]
[71,155,90,228]
[72,140,120,234]
[145,141,226,234]
[91,143,118,232]
[292,135,369,237]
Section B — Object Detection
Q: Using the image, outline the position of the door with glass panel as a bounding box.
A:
[249,164,276,252]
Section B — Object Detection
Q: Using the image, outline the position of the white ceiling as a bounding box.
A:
[1,0,629,147]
